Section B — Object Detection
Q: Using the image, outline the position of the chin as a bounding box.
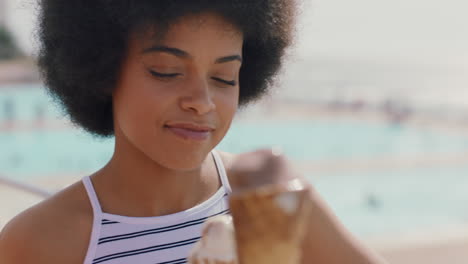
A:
[150,147,212,171]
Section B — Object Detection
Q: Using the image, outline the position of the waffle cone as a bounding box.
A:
[229,181,312,264]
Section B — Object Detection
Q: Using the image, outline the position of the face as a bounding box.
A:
[112,13,242,170]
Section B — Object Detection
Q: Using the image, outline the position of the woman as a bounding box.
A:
[0,1,385,263]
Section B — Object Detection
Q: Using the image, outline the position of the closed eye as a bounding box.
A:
[149,70,236,86]
[211,77,237,86]
[149,70,181,78]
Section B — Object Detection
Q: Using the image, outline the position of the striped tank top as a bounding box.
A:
[81,150,232,264]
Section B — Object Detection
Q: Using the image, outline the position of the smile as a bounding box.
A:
[164,123,214,141]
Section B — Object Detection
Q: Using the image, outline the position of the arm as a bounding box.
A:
[0,214,38,264]
[300,186,387,264]
[228,149,387,264]
[0,190,89,264]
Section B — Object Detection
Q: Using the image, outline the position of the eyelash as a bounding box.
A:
[149,71,181,78]
[149,70,237,86]
[211,77,237,86]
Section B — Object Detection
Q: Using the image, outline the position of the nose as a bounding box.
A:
[179,77,216,115]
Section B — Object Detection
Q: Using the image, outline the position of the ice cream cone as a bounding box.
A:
[229,179,311,264]
[189,179,311,264]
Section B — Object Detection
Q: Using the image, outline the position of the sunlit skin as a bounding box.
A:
[91,13,242,217]
[0,12,385,264]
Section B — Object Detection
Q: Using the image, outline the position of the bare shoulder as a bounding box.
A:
[216,150,237,168]
[0,181,93,264]
[215,150,238,182]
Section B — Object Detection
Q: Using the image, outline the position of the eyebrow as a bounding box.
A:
[142,45,242,64]
[215,55,242,64]
[142,45,190,58]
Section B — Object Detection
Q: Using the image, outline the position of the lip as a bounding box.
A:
[164,122,215,141]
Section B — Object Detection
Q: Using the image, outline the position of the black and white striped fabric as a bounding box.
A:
[82,150,232,264]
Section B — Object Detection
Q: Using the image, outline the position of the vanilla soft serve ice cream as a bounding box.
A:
[188,215,238,264]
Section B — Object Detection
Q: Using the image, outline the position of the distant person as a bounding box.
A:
[382,99,411,124]
[33,102,45,128]
[365,193,382,211]
[0,1,385,264]
[3,98,14,129]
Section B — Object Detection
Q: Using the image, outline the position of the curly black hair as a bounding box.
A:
[37,0,298,137]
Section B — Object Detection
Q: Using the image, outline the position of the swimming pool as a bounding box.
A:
[1,84,468,238]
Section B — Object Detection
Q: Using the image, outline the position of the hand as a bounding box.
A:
[228,148,309,194]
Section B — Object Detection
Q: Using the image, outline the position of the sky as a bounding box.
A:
[4,0,468,64]
[295,0,468,65]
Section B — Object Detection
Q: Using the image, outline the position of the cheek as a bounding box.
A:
[113,74,168,137]
[224,89,240,116]
[114,86,151,124]
[216,89,239,129]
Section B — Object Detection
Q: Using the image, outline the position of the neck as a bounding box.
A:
[91,135,220,217]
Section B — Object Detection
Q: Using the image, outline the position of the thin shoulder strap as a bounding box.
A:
[82,176,103,214]
[81,176,103,264]
[211,149,232,194]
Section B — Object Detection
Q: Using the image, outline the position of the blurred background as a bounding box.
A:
[1,0,467,263]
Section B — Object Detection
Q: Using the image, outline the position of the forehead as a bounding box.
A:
[131,13,243,54]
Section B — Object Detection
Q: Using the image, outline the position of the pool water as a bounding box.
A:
[1,84,468,238]
[3,118,468,177]
[315,166,468,237]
